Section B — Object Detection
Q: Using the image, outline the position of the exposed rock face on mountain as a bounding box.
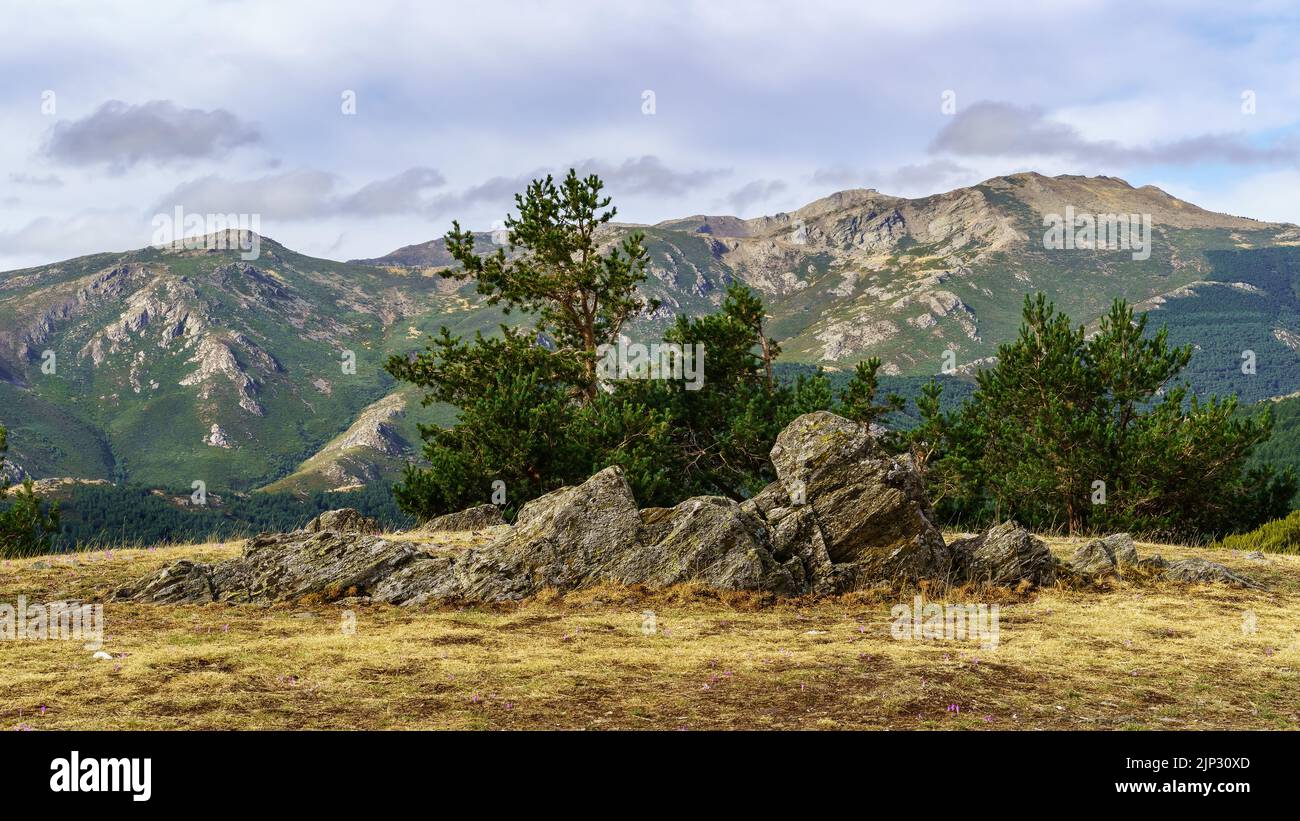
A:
[262,391,414,494]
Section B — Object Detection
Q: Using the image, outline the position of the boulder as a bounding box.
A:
[117,414,1085,605]
[305,508,379,534]
[1069,541,1118,575]
[1100,533,1139,565]
[424,466,646,601]
[1162,558,1263,589]
[950,521,1057,586]
[768,412,952,581]
[1068,533,1137,575]
[115,560,218,603]
[115,531,439,604]
[610,496,793,592]
[418,504,505,533]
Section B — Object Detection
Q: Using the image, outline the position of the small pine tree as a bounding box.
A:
[0,426,61,558]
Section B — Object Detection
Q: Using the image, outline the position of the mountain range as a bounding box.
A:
[3,171,1300,494]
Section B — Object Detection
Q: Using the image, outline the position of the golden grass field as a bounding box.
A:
[2,531,1298,730]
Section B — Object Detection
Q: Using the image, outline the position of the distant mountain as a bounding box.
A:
[3,173,1299,492]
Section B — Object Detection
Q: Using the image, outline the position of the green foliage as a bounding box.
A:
[48,482,412,551]
[1213,509,1300,554]
[443,170,656,396]
[912,294,1294,538]
[0,426,61,558]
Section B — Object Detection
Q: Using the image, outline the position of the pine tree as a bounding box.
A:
[0,425,61,558]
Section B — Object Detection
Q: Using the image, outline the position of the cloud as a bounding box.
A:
[573,156,730,198]
[337,167,446,216]
[423,156,730,221]
[930,101,1300,167]
[154,170,338,220]
[809,159,976,196]
[42,100,261,171]
[153,167,453,220]
[723,179,788,214]
[8,172,63,188]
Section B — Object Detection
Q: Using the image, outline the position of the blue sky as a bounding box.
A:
[1,0,1299,270]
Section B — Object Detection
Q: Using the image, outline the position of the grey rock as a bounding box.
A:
[115,559,217,603]
[1101,533,1139,565]
[116,531,438,605]
[1245,550,1268,562]
[425,466,646,601]
[119,414,1071,605]
[418,504,505,533]
[769,411,952,581]
[1069,540,1118,575]
[951,521,1057,586]
[770,506,839,594]
[1069,533,1138,575]
[1162,558,1263,589]
[610,496,793,592]
[305,508,379,534]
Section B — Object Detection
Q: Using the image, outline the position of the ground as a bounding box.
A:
[1,531,1298,730]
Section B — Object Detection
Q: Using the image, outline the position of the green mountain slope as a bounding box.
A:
[2,173,1297,491]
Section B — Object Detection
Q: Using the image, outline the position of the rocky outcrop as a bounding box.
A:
[418,504,504,533]
[115,530,432,605]
[127,412,1261,606]
[768,411,953,581]
[1162,557,1264,589]
[949,521,1057,586]
[306,508,379,534]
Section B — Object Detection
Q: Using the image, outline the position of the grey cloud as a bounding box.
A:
[809,159,975,196]
[155,170,338,220]
[572,156,730,198]
[425,156,729,220]
[930,101,1300,167]
[154,167,448,220]
[338,167,446,215]
[723,179,788,213]
[9,172,64,188]
[43,100,261,171]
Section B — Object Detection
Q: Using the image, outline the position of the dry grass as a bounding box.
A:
[1,534,1298,730]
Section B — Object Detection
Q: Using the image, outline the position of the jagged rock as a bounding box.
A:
[769,411,952,581]
[118,414,1079,605]
[769,506,839,594]
[116,530,437,604]
[950,521,1057,586]
[115,560,217,603]
[1100,533,1139,565]
[609,496,794,592]
[421,466,646,601]
[1162,558,1263,589]
[1068,533,1137,575]
[305,508,379,534]
[1070,541,1118,575]
[418,504,505,533]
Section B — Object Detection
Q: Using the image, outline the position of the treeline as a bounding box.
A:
[46,483,412,551]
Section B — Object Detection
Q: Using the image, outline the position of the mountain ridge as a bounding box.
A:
[4,172,1300,492]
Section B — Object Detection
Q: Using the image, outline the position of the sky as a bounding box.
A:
[1,0,1299,270]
